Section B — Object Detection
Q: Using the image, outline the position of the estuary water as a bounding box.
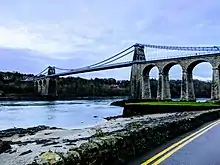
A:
[0,98,124,130]
[0,98,208,130]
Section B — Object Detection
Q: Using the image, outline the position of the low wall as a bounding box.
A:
[34,109,220,165]
[123,104,220,117]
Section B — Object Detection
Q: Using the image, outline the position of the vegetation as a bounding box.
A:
[94,128,105,137]
[151,79,211,98]
[0,71,212,98]
[126,101,220,107]
[56,77,130,97]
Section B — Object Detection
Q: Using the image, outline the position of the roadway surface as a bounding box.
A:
[129,119,220,165]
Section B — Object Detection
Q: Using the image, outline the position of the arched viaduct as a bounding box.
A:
[130,46,220,101]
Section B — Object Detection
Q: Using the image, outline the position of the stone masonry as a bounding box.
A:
[130,45,220,101]
[34,66,57,97]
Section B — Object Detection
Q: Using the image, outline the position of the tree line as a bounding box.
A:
[0,72,211,98]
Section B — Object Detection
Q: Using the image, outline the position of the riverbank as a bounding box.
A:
[111,99,220,117]
[0,95,127,101]
[1,109,220,165]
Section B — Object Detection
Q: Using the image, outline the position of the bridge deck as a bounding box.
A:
[31,52,220,80]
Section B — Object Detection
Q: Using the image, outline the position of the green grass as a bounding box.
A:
[126,101,220,107]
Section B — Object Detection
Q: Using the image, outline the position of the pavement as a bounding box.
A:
[129,119,220,165]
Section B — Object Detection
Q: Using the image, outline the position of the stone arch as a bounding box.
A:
[162,61,182,74]
[182,59,213,101]
[142,64,159,99]
[162,62,183,99]
[186,59,213,74]
[143,64,159,76]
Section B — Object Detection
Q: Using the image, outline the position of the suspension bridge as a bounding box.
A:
[30,43,220,101]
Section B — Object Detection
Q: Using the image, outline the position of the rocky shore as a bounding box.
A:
[1,109,220,165]
[0,126,61,139]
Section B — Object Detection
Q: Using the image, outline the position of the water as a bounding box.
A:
[0,98,209,130]
[0,98,124,130]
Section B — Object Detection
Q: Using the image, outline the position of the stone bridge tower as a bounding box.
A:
[130,44,146,99]
[34,66,57,98]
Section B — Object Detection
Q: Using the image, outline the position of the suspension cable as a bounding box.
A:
[98,50,134,66]
[87,45,134,67]
[141,44,220,51]
[35,67,49,76]
[52,45,135,71]
[54,67,73,71]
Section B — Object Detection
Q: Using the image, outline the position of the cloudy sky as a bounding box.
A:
[0,0,219,80]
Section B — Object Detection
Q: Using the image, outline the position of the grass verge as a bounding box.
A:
[126,101,220,107]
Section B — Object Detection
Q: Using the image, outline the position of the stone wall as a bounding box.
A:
[130,51,220,101]
[123,104,220,117]
[33,109,220,165]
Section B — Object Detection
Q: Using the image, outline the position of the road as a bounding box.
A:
[129,119,220,165]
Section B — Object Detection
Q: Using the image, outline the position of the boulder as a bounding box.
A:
[34,151,65,165]
[0,140,11,154]
[64,150,81,165]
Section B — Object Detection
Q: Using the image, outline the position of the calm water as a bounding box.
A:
[0,98,209,130]
[0,98,124,130]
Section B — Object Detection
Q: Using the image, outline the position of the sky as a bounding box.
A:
[0,0,219,80]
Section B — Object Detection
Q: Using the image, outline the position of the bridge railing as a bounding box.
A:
[146,51,220,61]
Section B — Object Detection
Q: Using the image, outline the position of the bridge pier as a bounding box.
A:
[156,72,162,100]
[181,70,187,100]
[211,67,220,100]
[130,64,142,99]
[187,72,195,101]
[156,72,171,100]
[35,66,58,98]
[142,75,151,99]
[181,70,195,101]
[162,73,171,100]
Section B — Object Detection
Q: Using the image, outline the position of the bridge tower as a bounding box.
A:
[130,44,146,99]
[35,66,57,98]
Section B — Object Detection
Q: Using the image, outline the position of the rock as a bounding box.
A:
[9,149,17,154]
[19,150,32,156]
[104,115,123,121]
[64,150,81,164]
[78,141,100,164]
[0,140,11,154]
[34,151,65,165]
[42,141,59,147]
[0,125,61,138]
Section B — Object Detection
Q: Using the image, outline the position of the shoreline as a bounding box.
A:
[1,110,220,164]
[0,126,62,139]
[0,95,127,101]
